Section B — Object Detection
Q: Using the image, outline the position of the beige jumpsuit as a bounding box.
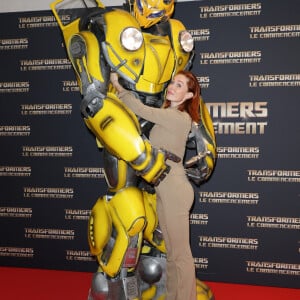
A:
[118,91,197,300]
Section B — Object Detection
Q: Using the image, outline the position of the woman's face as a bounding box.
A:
[166,74,192,107]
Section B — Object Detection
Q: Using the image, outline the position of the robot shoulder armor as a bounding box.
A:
[168,18,187,33]
[104,9,141,30]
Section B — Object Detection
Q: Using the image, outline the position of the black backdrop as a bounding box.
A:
[0,0,299,289]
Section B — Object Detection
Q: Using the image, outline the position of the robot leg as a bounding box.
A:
[88,187,146,299]
[83,92,169,186]
[88,269,140,300]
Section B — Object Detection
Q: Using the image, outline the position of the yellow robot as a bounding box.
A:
[51,0,216,299]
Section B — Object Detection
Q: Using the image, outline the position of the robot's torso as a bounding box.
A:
[98,8,193,98]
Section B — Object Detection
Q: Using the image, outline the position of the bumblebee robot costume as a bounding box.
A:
[51,0,216,299]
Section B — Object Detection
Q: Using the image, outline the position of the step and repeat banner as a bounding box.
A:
[0,0,299,289]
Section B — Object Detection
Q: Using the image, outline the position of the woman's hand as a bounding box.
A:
[110,72,125,93]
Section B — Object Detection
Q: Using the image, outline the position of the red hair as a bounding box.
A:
[163,70,200,123]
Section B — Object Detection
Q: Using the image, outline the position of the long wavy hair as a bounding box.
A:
[163,70,200,123]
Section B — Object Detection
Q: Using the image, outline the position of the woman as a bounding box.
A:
[110,70,200,300]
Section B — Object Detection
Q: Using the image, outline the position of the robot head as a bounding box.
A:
[133,0,175,28]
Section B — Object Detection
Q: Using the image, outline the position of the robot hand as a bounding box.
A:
[80,84,105,118]
[185,154,212,185]
[185,99,217,185]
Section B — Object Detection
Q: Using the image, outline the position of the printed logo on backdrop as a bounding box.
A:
[206,101,268,135]
[199,3,262,19]
[190,213,208,225]
[0,247,34,258]
[249,24,300,39]
[62,80,80,92]
[20,58,72,71]
[249,74,300,87]
[0,126,31,136]
[199,236,259,250]
[64,167,106,179]
[199,191,260,205]
[197,76,210,89]
[194,257,209,271]
[23,187,74,199]
[18,15,61,29]
[247,169,300,183]
[65,209,91,221]
[200,50,261,65]
[246,261,300,276]
[189,28,210,42]
[217,146,260,159]
[22,146,73,157]
[0,166,31,176]
[25,227,75,240]
[21,104,72,115]
[0,81,30,93]
[66,250,95,262]
[0,38,28,50]
[247,216,300,230]
[0,207,32,218]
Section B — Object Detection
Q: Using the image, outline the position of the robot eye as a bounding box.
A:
[179,30,194,53]
[148,10,165,18]
[136,0,144,13]
[164,0,172,4]
[136,0,165,19]
[121,27,143,51]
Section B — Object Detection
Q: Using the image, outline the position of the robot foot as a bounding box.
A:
[88,272,108,300]
[88,271,140,300]
[196,279,215,300]
[87,265,214,300]
[137,255,215,300]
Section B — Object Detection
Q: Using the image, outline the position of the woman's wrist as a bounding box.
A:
[110,72,125,92]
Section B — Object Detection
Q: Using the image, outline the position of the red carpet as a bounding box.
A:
[0,267,299,299]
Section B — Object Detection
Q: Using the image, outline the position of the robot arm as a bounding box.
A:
[51,0,110,117]
[68,32,109,118]
[51,0,169,185]
[72,34,169,185]
[185,97,217,185]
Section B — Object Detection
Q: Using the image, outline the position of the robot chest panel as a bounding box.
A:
[142,33,175,84]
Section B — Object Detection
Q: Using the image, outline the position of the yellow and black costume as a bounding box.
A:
[51,0,216,299]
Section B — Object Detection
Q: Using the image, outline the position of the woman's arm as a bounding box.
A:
[110,73,175,125]
[110,73,126,93]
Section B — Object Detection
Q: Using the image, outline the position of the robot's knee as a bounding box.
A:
[88,272,108,300]
[138,256,163,285]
